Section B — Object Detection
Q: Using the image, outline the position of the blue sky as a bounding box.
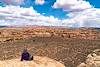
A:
[0,0,99,19]
[0,0,100,27]
[23,0,100,19]
[0,0,67,19]
[87,0,100,8]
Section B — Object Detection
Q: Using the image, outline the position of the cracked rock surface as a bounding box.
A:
[78,49,100,67]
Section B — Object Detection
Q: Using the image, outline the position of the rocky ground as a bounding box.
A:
[0,56,65,67]
[78,49,100,67]
[0,28,99,67]
[0,37,99,67]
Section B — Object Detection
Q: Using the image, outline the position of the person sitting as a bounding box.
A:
[21,49,33,61]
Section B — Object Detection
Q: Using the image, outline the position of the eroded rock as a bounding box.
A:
[0,56,65,67]
[78,49,100,67]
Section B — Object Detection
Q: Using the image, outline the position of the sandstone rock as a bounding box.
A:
[0,56,65,67]
[78,49,100,67]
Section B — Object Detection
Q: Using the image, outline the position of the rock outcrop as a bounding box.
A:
[0,28,99,42]
[0,56,65,67]
[78,49,100,67]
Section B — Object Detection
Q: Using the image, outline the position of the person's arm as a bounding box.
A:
[21,53,23,61]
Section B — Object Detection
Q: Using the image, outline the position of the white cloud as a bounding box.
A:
[52,0,100,28]
[53,0,92,12]
[0,0,24,5]
[0,5,61,26]
[61,8,100,28]
[0,0,100,28]
[35,0,45,5]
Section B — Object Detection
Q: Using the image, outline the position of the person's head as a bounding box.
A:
[23,49,28,53]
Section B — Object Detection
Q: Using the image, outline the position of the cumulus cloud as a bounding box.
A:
[0,5,100,27]
[53,0,92,12]
[61,8,100,27]
[52,0,100,28]
[35,0,45,5]
[0,0,24,5]
[0,5,61,26]
[0,0,100,28]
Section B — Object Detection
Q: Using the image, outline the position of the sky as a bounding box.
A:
[0,0,100,28]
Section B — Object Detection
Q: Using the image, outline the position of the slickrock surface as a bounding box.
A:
[78,49,100,67]
[0,56,65,67]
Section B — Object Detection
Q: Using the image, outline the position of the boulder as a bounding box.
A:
[78,49,100,67]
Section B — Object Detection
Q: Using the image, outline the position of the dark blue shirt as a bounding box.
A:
[21,52,30,61]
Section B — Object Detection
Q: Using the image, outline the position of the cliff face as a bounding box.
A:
[0,56,65,67]
[78,49,100,67]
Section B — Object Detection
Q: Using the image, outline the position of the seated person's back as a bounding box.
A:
[21,49,33,61]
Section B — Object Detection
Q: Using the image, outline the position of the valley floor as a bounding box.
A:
[0,37,99,67]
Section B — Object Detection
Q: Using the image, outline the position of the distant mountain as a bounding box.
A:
[1,25,100,31]
[0,26,7,28]
[7,25,67,29]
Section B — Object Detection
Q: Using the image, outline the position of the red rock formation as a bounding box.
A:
[0,28,99,42]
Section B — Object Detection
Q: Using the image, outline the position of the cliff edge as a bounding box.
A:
[0,56,65,67]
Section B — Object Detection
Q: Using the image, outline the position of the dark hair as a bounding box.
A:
[23,49,28,53]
